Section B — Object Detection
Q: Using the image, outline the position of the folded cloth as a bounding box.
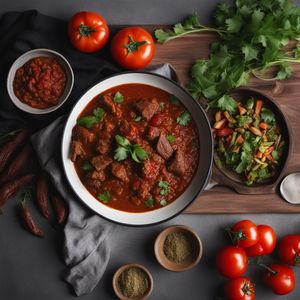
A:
[30,62,178,296]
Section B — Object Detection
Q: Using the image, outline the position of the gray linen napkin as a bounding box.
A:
[30,64,178,296]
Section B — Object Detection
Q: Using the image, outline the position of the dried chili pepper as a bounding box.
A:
[0,143,33,183]
[35,172,50,219]
[0,173,34,209]
[0,128,29,173]
[51,194,68,224]
[21,191,44,237]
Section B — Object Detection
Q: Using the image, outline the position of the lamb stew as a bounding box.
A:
[70,83,199,213]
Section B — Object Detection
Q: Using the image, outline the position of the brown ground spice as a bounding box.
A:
[163,231,197,263]
[118,267,149,298]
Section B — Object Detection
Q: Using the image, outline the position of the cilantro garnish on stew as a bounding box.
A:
[77,107,105,128]
[176,111,191,126]
[114,135,148,163]
[98,192,112,203]
[113,91,124,104]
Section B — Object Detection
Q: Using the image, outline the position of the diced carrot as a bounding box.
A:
[224,111,237,124]
[214,118,227,129]
[236,134,244,144]
[266,154,274,161]
[250,126,262,136]
[255,100,263,116]
[256,151,263,159]
[238,105,247,115]
[265,146,274,155]
[259,122,268,130]
[215,111,222,122]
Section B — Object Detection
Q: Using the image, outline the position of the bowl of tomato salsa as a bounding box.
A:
[62,72,213,226]
[7,48,74,114]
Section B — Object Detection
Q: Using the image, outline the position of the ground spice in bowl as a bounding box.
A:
[117,266,150,299]
[163,230,198,263]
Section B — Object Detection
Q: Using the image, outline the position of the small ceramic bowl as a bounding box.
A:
[7,48,74,114]
[112,263,153,300]
[154,225,203,272]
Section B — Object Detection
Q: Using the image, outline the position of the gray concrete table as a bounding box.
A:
[1,1,300,299]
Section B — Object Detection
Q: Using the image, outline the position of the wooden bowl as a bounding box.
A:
[208,87,292,194]
[112,263,153,300]
[154,225,203,272]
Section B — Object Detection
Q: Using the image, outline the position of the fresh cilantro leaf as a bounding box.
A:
[276,63,292,80]
[98,192,112,203]
[158,181,169,195]
[77,108,105,128]
[77,116,99,129]
[114,146,129,161]
[169,95,179,105]
[242,44,259,62]
[216,95,237,113]
[176,111,191,125]
[236,115,253,127]
[160,199,167,206]
[132,144,148,163]
[134,115,142,122]
[225,15,243,33]
[261,108,275,125]
[154,29,171,44]
[115,135,131,147]
[166,134,176,143]
[81,162,93,171]
[144,197,154,207]
[113,91,124,104]
[272,150,279,160]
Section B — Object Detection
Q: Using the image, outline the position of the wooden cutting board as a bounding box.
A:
[149,30,300,214]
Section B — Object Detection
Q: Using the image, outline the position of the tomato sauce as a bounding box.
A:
[71,84,199,213]
[13,56,66,109]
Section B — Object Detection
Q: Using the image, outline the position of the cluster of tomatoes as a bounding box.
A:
[67,11,155,69]
[216,220,300,299]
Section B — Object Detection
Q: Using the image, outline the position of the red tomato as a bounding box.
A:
[218,127,233,137]
[68,11,109,52]
[230,220,258,248]
[224,277,255,300]
[216,246,248,278]
[150,114,163,126]
[111,27,155,69]
[245,225,276,257]
[262,264,295,295]
[278,234,300,266]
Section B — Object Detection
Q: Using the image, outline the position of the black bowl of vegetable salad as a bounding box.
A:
[210,88,292,195]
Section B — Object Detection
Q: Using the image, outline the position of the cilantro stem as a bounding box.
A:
[159,27,223,44]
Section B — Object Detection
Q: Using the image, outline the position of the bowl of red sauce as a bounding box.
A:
[7,48,74,114]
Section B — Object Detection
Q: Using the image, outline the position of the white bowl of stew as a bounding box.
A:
[7,48,74,114]
[62,72,213,226]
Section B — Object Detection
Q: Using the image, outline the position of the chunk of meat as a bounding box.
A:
[91,155,112,171]
[120,120,139,141]
[103,120,115,133]
[72,125,95,144]
[142,154,163,180]
[137,181,151,199]
[70,140,86,162]
[156,133,173,160]
[85,179,102,191]
[134,98,159,121]
[111,162,129,182]
[102,94,122,117]
[87,170,106,182]
[168,150,185,176]
[146,126,160,141]
[97,138,111,154]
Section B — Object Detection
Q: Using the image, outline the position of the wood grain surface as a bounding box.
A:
[150,31,300,213]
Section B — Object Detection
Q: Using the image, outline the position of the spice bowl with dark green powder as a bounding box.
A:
[113,264,153,300]
[154,225,203,272]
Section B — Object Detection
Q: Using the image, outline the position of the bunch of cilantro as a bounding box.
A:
[155,0,300,106]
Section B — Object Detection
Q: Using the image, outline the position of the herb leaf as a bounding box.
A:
[169,95,179,105]
[114,146,129,161]
[158,181,169,196]
[144,197,154,207]
[77,108,105,128]
[160,199,167,206]
[115,135,131,147]
[98,192,112,203]
[81,162,93,171]
[132,144,148,163]
[114,91,124,104]
[134,115,142,122]
[166,134,175,143]
[261,108,275,125]
[176,111,191,126]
